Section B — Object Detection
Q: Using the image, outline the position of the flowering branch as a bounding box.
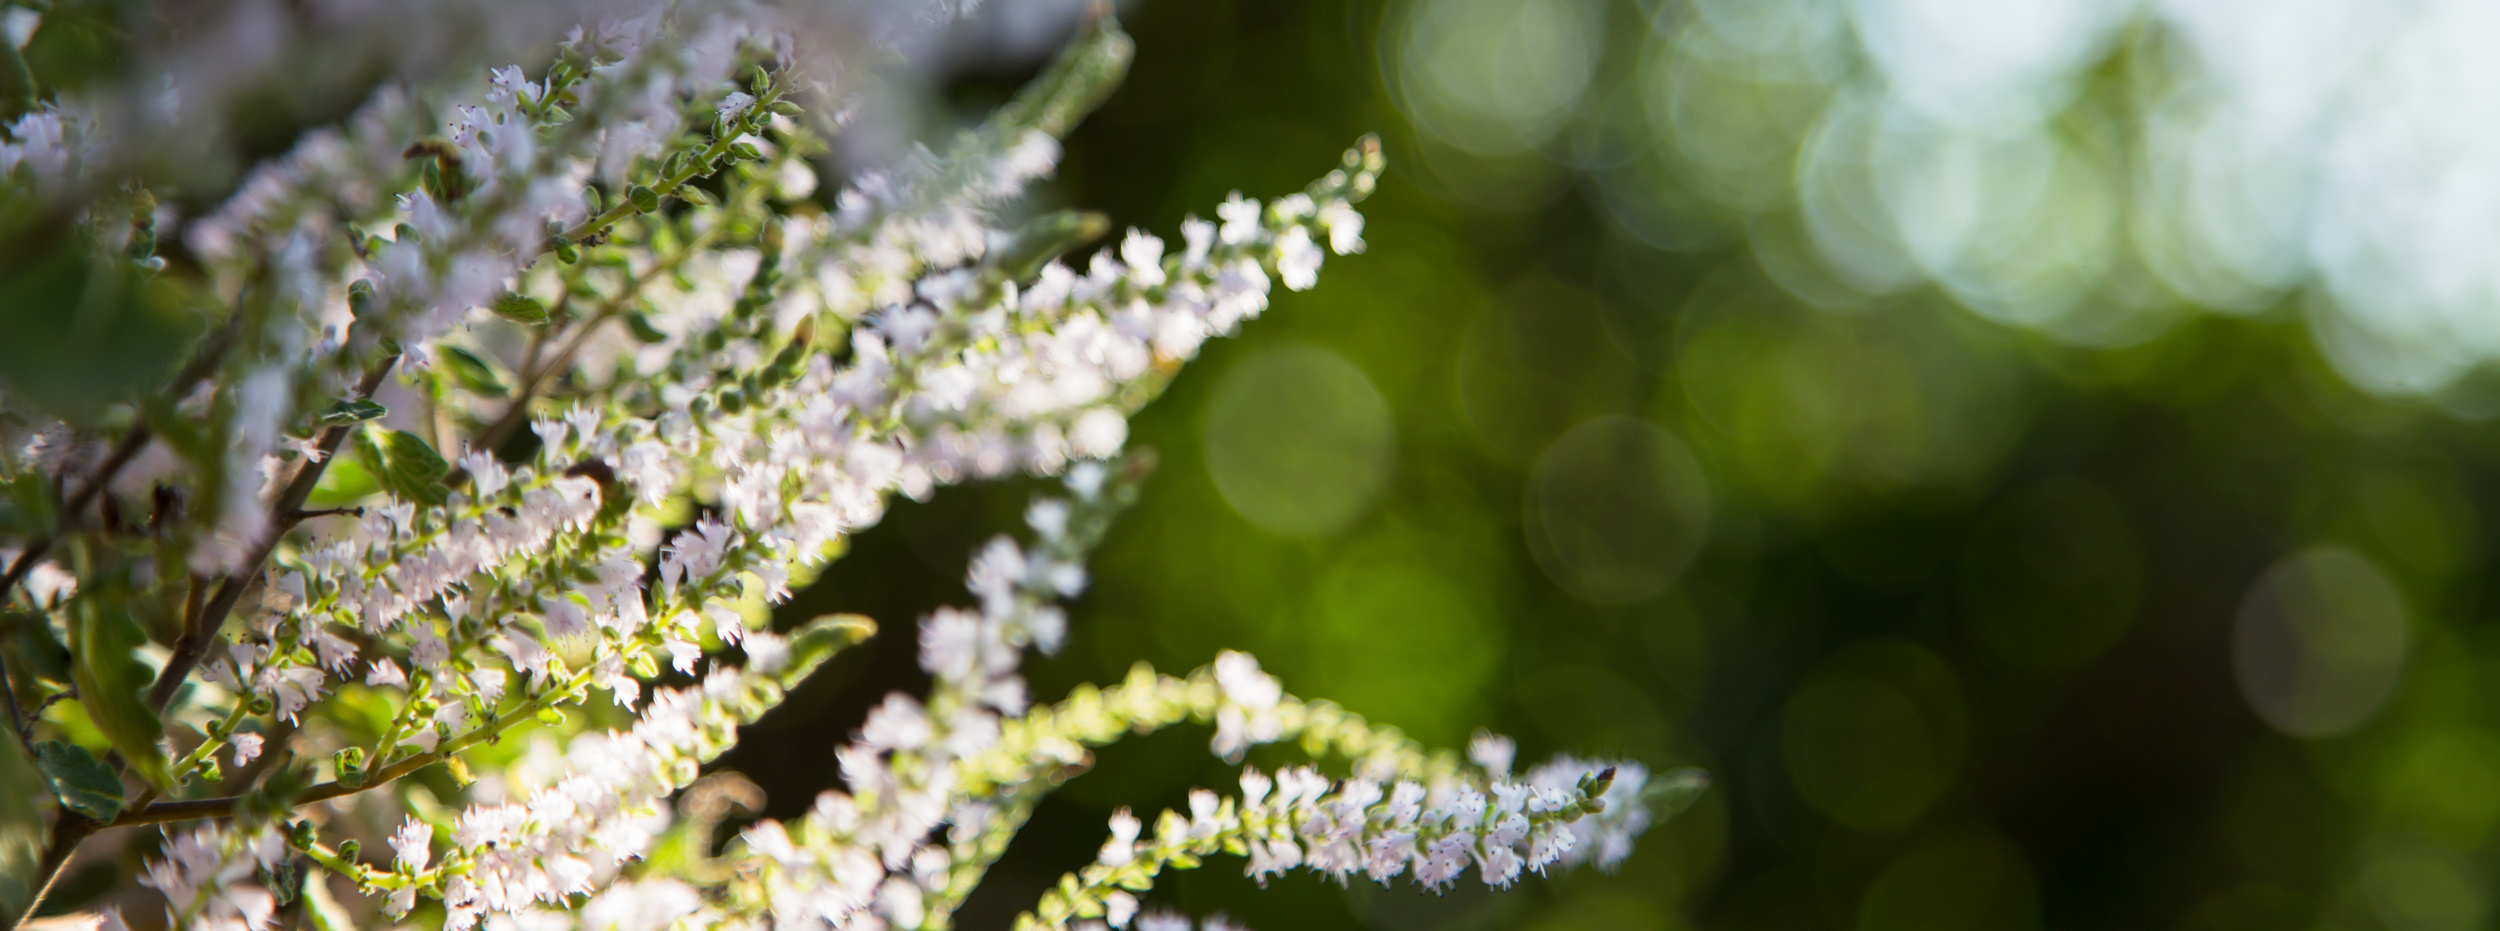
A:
[0,7,1706,931]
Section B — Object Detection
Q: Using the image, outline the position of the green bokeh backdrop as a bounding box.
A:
[738,2,2500,930]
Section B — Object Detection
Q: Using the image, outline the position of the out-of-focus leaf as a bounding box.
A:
[772,613,877,689]
[990,211,1110,283]
[1645,767,1711,819]
[305,451,379,509]
[300,862,357,931]
[317,398,387,426]
[0,728,41,915]
[8,611,67,687]
[69,597,167,789]
[624,309,668,344]
[354,426,448,506]
[489,291,547,324]
[438,346,512,397]
[32,739,122,822]
[0,234,207,424]
[0,474,51,539]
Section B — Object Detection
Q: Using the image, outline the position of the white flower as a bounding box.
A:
[488,65,541,105]
[391,817,432,870]
[1121,230,1166,288]
[1275,226,1322,291]
[1098,808,1140,866]
[1104,891,1139,929]
[1319,200,1365,255]
[1468,731,1515,777]
[874,877,924,928]
[1070,408,1128,457]
[717,91,756,121]
[745,631,791,673]
[230,732,264,767]
[860,694,932,751]
[1213,651,1280,710]
[1217,192,1261,245]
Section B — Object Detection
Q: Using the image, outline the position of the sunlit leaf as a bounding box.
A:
[354,426,449,506]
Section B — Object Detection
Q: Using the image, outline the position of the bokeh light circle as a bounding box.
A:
[2232,546,2411,738]
[1522,416,1711,604]
[1859,829,2042,931]
[1392,0,1607,157]
[1201,344,1396,537]
[1783,639,1968,830]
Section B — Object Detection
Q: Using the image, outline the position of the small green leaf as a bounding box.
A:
[70,595,169,789]
[347,279,378,319]
[490,292,548,324]
[677,185,714,207]
[729,142,763,162]
[33,740,124,822]
[771,614,877,689]
[317,397,387,426]
[624,310,668,344]
[990,211,1111,282]
[1645,767,1711,819]
[627,185,661,214]
[438,346,512,397]
[0,233,209,425]
[355,427,450,506]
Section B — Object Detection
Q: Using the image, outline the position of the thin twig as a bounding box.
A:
[147,356,399,713]
[0,315,241,607]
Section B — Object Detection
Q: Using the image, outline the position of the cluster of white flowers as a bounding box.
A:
[0,4,1697,929]
[131,823,287,931]
[1011,661,1653,931]
[1086,911,1251,931]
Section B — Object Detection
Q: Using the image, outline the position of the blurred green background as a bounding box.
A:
[728,1,2500,929]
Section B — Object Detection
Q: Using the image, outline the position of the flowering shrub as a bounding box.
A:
[0,3,1702,929]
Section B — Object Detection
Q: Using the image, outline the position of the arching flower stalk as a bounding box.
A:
[0,3,1703,929]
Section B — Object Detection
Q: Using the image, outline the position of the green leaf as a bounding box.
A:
[0,232,209,425]
[354,426,449,506]
[32,740,123,822]
[627,185,660,214]
[728,142,763,162]
[771,613,877,689]
[317,397,387,426]
[624,310,668,344]
[677,185,714,207]
[0,729,41,915]
[1644,767,1711,819]
[438,345,512,397]
[304,450,379,510]
[490,291,548,324]
[69,597,168,789]
[299,855,359,931]
[990,211,1111,282]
